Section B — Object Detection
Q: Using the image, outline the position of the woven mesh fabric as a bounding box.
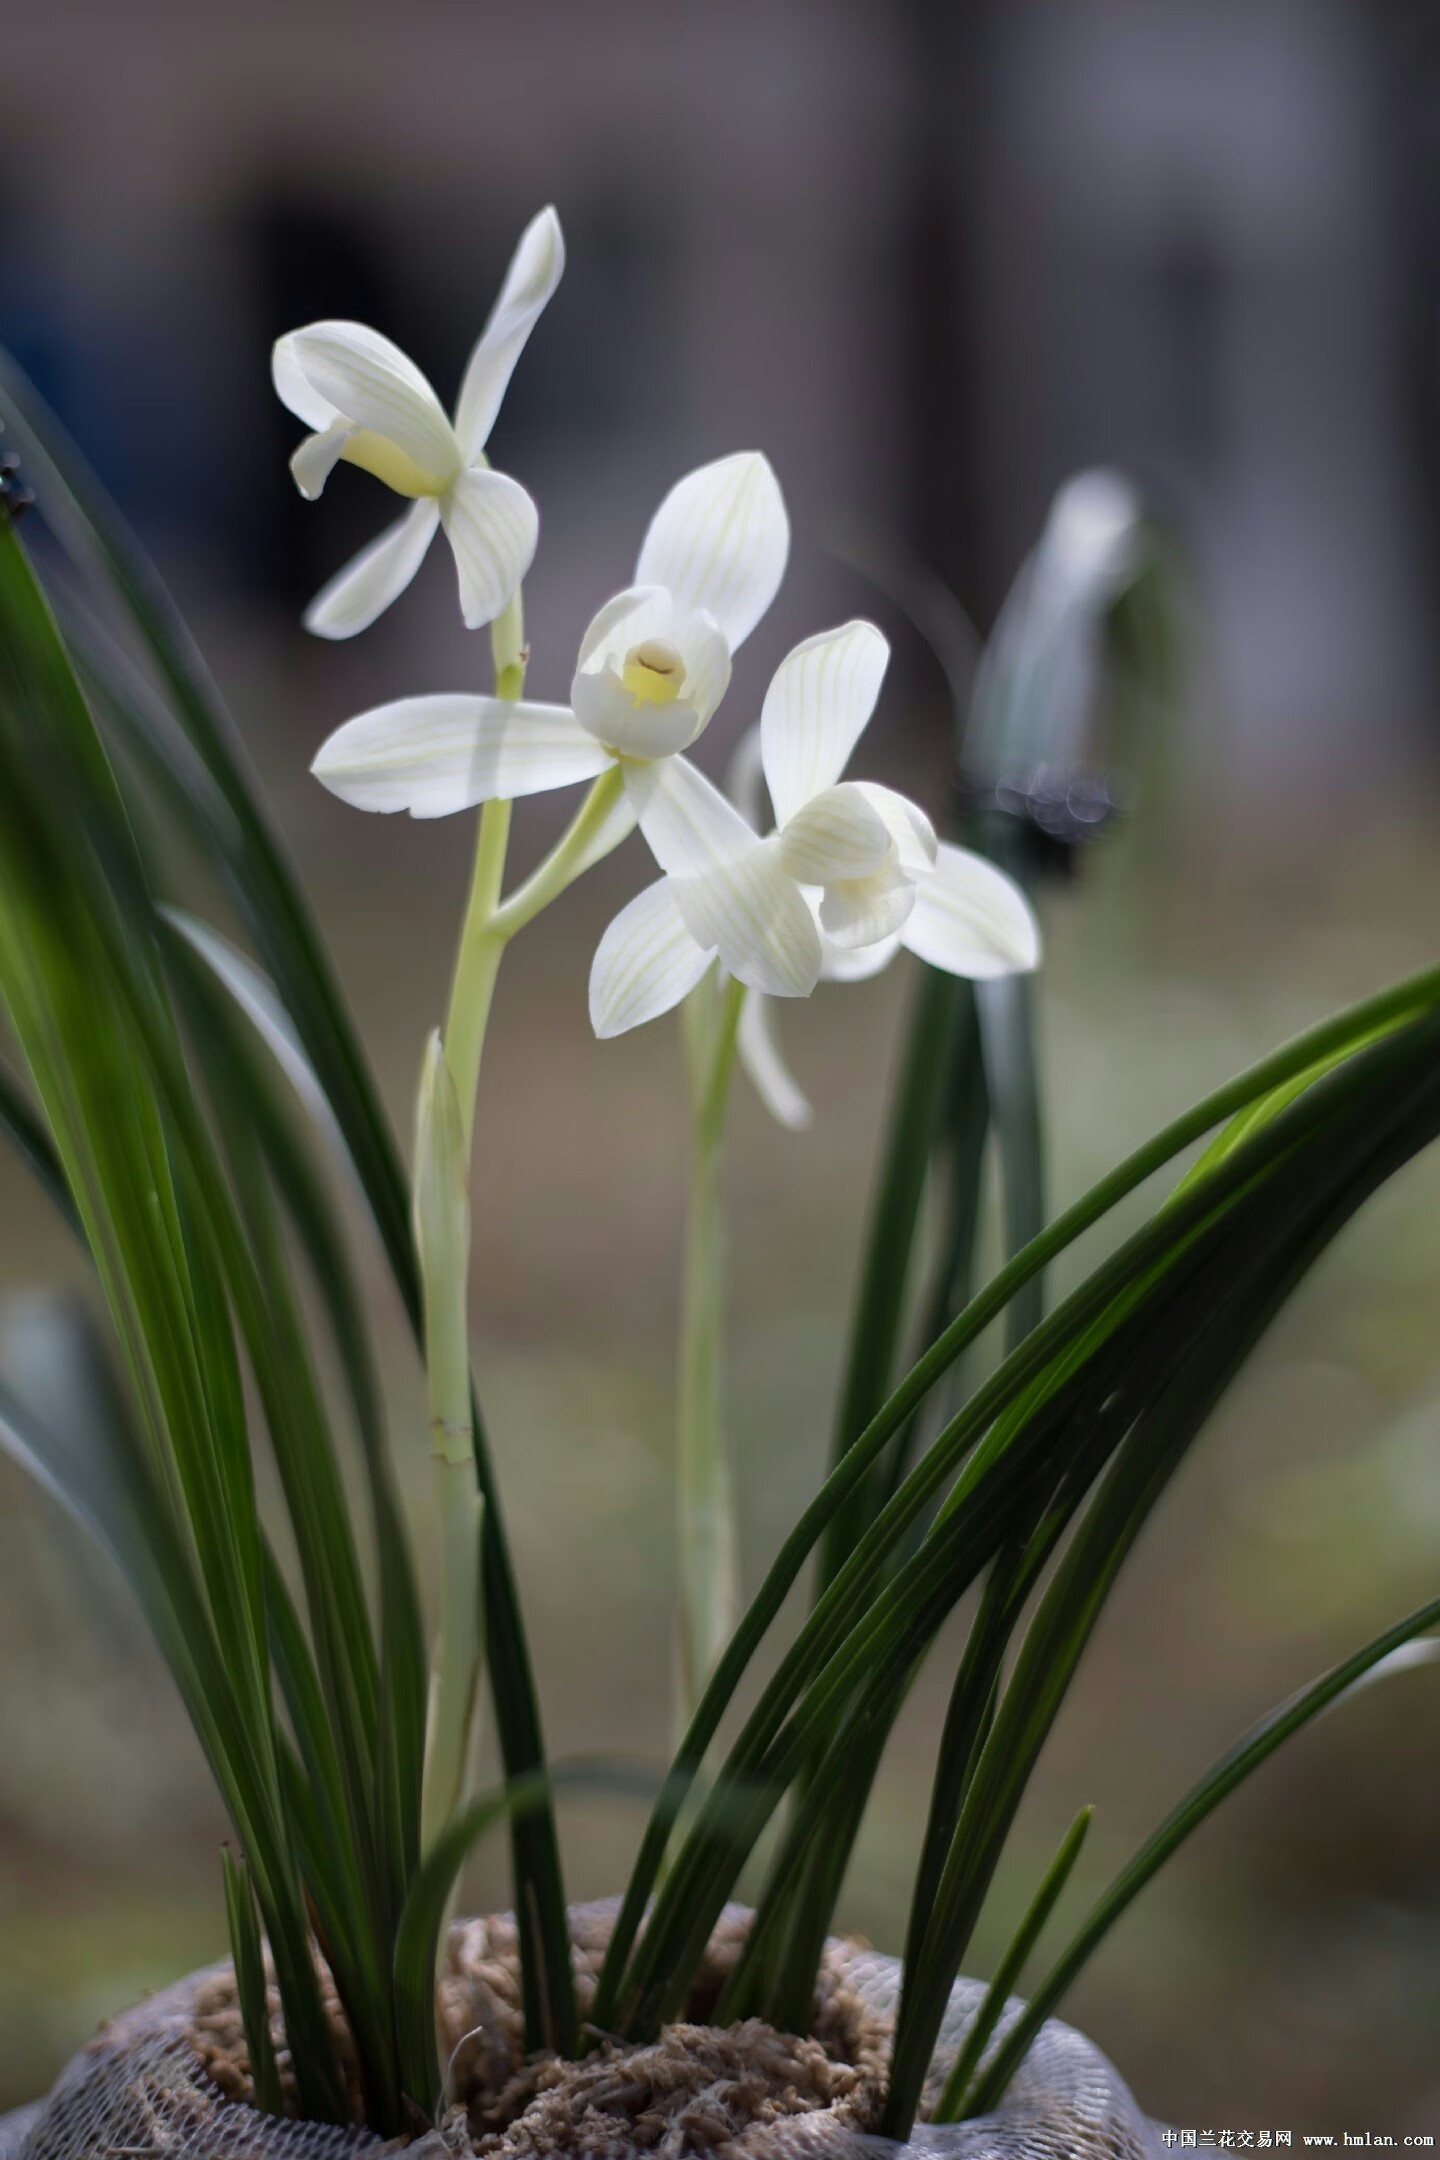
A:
[4,1905,1161,2159]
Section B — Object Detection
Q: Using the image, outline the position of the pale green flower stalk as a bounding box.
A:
[675,967,746,1728]
[413,1029,485,1853]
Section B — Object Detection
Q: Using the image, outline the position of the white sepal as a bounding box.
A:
[900,842,1042,978]
[738,989,813,1130]
[672,848,824,998]
[635,451,789,650]
[589,879,713,1038]
[624,753,759,877]
[455,206,566,460]
[303,498,440,640]
[311,695,610,817]
[761,620,889,827]
[439,468,540,628]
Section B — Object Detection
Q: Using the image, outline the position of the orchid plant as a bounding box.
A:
[0,204,1437,2147]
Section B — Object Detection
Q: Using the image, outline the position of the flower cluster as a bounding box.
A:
[279,205,1040,1107]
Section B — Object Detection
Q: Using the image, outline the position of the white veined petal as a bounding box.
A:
[635,451,789,649]
[572,666,707,759]
[439,468,539,629]
[572,601,731,757]
[818,859,918,949]
[820,931,902,982]
[589,879,713,1039]
[761,621,890,826]
[290,420,355,501]
[738,990,813,1130]
[849,783,937,873]
[303,498,440,640]
[312,696,610,816]
[454,206,565,461]
[577,584,674,669]
[623,754,759,876]
[672,848,823,998]
[273,333,341,431]
[899,842,1041,978]
[775,782,891,884]
[285,322,459,484]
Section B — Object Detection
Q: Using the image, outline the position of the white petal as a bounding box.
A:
[738,991,812,1130]
[577,584,674,669]
[849,783,937,874]
[761,621,890,827]
[285,322,459,485]
[672,849,823,998]
[273,333,341,431]
[572,666,706,759]
[635,451,789,649]
[439,468,539,629]
[900,842,1041,978]
[303,498,440,640]
[623,754,758,876]
[454,206,565,461]
[820,932,902,982]
[312,696,610,817]
[818,861,918,949]
[775,782,891,883]
[290,420,355,501]
[572,610,730,759]
[589,879,713,1039]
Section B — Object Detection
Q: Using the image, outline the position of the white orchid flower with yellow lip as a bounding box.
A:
[588,620,1041,1087]
[309,449,788,815]
[273,206,564,640]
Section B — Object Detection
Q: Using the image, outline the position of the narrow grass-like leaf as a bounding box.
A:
[223,1848,284,2115]
[0,356,573,2055]
[962,1590,1440,2119]
[931,1805,1092,2122]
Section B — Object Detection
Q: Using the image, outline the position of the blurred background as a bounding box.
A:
[3,0,1440,2129]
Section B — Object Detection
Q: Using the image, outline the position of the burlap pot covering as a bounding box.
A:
[0,1903,1161,2159]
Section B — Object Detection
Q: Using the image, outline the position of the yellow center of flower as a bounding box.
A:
[621,639,686,706]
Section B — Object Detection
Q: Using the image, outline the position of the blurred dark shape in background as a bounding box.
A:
[3,0,1440,2130]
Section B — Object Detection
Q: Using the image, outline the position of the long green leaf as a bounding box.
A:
[963,1592,1440,2117]
[1,354,573,2055]
[223,1849,284,2115]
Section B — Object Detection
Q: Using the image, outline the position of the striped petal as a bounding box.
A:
[818,859,918,950]
[624,753,759,877]
[850,783,937,873]
[761,621,889,827]
[900,842,1041,978]
[671,849,823,998]
[282,322,459,486]
[589,879,713,1039]
[303,498,440,640]
[455,206,566,460]
[635,452,789,650]
[312,696,609,817]
[775,782,891,883]
[440,468,539,629]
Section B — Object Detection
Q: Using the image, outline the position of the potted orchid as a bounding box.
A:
[0,205,1435,2159]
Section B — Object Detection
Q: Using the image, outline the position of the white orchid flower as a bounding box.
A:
[273,206,564,639]
[588,621,1041,1107]
[309,449,788,815]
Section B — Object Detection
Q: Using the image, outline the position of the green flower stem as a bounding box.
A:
[676,972,747,1731]
[490,764,626,941]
